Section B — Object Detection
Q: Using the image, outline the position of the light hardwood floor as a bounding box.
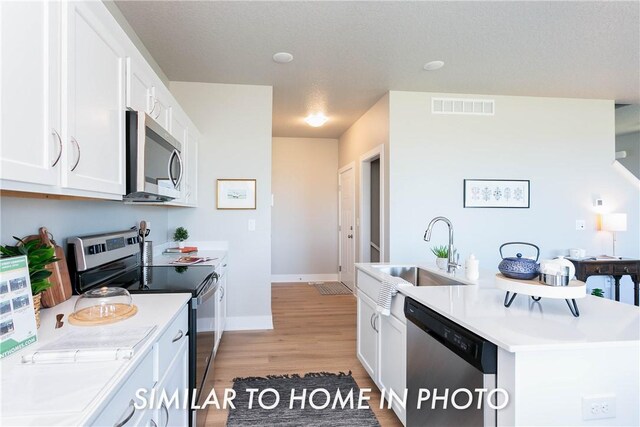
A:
[202,283,403,427]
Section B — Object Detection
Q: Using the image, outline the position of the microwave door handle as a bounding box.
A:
[168,149,183,188]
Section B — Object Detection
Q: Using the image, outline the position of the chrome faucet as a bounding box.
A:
[423,216,461,273]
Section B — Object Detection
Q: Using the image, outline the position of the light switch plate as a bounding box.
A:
[248,219,256,231]
[582,395,616,420]
[575,220,586,230]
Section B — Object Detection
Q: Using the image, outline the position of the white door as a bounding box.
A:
[65,1,126,196]
[339,165,356,290]
[0,1,61,186]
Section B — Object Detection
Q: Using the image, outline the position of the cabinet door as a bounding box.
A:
[126,56,154,114]
[357,291,378,379]
[185,127,199,206]
[379,313,407,425]
[64,1,125,196]
[0,1,61,186]
[214,273,227,353]
[156,337,189,427]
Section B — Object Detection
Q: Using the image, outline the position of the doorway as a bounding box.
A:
[339,163,356,290]
[360,145,385,263]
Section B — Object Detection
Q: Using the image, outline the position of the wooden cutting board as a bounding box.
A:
[23,228,73,308]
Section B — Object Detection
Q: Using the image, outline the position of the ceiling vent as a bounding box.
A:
[432,97,495,115]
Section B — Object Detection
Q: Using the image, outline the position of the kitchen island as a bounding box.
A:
[0,293,191,426]
[356,263,640,426]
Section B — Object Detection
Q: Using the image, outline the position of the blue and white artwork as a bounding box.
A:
[464,179,530,208]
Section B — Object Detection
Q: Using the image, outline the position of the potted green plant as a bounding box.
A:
[1,237,58,328]
[431,245,449,270]
[591,288,605,298]
[173,227,189,248]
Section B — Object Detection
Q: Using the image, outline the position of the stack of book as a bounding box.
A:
[164,246,198,254]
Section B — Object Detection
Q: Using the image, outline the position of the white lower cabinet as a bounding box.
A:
[357,290,378,378]
[378,310,407,425]
[154,338,189,427]
[214,261,228,354]
[356,270,407,425]
[92,305,189,427]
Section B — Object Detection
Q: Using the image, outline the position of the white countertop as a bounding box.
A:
[0,293,190,426]
[356,263,640,352]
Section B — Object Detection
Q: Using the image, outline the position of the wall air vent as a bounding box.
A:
[432,97,495,116]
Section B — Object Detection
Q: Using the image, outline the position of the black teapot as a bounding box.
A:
[498,242,540,280]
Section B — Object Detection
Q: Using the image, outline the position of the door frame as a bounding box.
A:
[359,145,385,263]
[338,162,356,286]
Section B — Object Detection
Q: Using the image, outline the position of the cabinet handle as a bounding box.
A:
[70,137,81,171]
[624,267,629,273]
[595,267,601,274]
[114,399,136,427]
[154,100,161,120]
[51,129,63,167]
[373,315,379,333]
[172,329,184,343]
[370,313,377,331]
[149,419,157,427]
[149,97,158,116]
[220,286,225,300]
[161,402,169,427]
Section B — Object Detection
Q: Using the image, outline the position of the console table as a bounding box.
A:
[568,258,639,306]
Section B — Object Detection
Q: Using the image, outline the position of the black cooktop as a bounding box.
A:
[129,265,215,294]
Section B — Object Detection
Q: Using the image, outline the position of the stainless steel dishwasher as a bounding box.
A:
[405,297,498,427]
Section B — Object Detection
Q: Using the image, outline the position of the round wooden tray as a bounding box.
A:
[68,303,138,326]
[495,273,586,299]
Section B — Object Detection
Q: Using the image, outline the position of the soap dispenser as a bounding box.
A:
[465,254,480,281]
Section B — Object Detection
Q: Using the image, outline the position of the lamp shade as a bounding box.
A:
[601,213,627,232]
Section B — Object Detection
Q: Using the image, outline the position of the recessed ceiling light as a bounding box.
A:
[273,52,294,64]
[423,60,445,71]
[304,113,329,127]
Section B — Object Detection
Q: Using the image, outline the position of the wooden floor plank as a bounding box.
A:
[202,283,403,427]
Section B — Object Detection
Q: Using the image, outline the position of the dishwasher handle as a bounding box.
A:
[405,297,497,374]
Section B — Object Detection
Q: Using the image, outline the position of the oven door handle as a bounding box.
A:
[194,272,219,307]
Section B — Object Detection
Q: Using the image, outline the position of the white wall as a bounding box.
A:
[168,82,273,330]
[0,196,169,253]
[388,91,640,304]
[271,137,338,279]
[338,94,390,262]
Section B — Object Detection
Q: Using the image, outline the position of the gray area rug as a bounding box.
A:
[227,372,380,426]
[314,282,352,295]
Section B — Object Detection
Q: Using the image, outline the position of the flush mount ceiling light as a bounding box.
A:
[423,60,445,71]
[272,52,294,64]
[304,113,329,127]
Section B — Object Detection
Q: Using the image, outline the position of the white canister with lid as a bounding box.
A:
[465,254,480,281]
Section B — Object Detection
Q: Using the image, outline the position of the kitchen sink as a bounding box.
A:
[375,266,467,286]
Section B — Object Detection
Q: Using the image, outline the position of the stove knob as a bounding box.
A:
[101,244,107,252]
[88,245,95,255]
[94,244,102,254]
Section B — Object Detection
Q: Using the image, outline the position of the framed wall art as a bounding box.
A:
[463,179,530,208]
[217,179,256,210]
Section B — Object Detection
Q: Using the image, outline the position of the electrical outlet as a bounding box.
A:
[582,395,616,420]
[248,219,256,231]
[576,220,586,230]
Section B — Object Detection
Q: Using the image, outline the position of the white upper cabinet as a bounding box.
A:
[0,1,61,186]
[64,1,126,196]
[1,0,199,204]
[185,126,199,206]
[126,56,155,115]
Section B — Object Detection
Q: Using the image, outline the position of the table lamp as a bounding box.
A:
[601,213,627,257]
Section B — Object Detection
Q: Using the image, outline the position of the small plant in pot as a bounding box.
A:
[1,237,58,328]
[173,227,189,248]
[431,245,449,270]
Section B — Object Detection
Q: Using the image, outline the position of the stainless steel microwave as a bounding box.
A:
[125,111,183,202]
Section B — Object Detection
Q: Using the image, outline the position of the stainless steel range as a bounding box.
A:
[67,229,219,426]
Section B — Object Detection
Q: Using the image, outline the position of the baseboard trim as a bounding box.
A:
[271,274,339,283]
[225,315,273,331]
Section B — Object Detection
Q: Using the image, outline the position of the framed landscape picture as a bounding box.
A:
[217,179,256,210]
[463,179,530,208]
